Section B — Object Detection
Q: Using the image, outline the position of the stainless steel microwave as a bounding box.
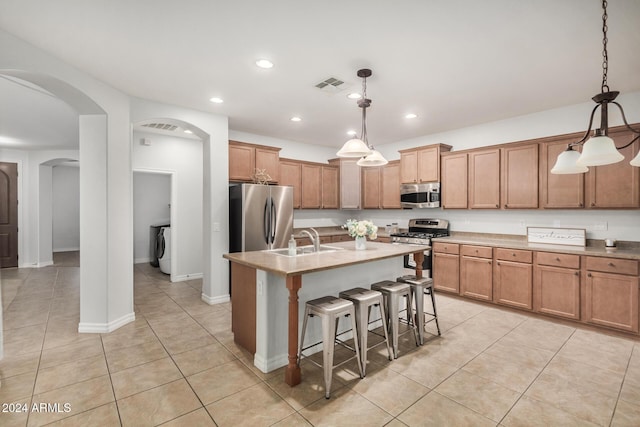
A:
[400,182,440,208]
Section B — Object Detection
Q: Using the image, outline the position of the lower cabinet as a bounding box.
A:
[433,242,460,293]
[493,249,533,310]
[533,253,581,320]
[584,257,639,333]
[460,245,493,301]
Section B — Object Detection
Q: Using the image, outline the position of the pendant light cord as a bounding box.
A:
[360,75,369,146]
[601,0,609,93]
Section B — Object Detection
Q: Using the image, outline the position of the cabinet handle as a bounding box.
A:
[487,260,492,264]
[505,204,508,208]
[475,249,479,253]
[497,262,501,266]
[591,203,596,207]
[575,271,579,276]
[555,257,561,262]
[608,262,615,267]
[588,273,592,277]
[496,204,499,208]
[512,253,516,257]
[579,203,583,207]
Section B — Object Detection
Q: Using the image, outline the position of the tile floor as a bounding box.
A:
[1,252,640,426]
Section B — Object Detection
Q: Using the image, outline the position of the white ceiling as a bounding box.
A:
[1,0,639,150]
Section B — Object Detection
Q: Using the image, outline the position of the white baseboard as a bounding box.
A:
[37,260,54,268]
[254,353,289,374]
[78,312,136,333]
[53,247,80,252]
[201,293,230,305]
[172,273,203,282]
[134,257,150,264]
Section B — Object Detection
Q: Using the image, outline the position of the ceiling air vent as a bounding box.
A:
[141,123,179,131]
[315,77,348,94]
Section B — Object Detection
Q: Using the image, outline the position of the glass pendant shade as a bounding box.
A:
[576,135,625,166]
[630,150,640,167]
[336,138,372,158]
[356,149,388,167]
[550,148,589,174]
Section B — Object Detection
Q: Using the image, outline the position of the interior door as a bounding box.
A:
[0,162,18,268]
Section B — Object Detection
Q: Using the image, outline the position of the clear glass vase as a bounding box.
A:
[355,235,367,250]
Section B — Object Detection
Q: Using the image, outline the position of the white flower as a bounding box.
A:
[342,219,378,239]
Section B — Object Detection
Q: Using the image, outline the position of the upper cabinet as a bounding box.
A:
[501,143,539,209]
[229,140,280,183]
[361,167,381,209]
[585,128,640,208]
[360,161,401,209]
[540,136,585,208]
[279,159,301,209]
[329,158,361,209]
[321,165,339,209]
[300,163,322,209]
[399,144,452,184]
[441,153,468,209]
[468,148,501,209]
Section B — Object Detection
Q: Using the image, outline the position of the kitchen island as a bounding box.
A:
[223,241,425,386]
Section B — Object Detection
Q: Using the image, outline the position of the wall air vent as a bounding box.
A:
[141,123,178,131]
[315,77,349,94]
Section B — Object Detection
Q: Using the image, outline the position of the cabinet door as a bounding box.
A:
[460,256,493,300]
[279,160,301,209]
[586,130,640,208]
[468,148,500,209]
[417,147,439,183]
[255,147,279,183]
[494,260,533,310]
[533,265,580,320]
[321,166,339,209]
[540,139,585,208]
[502,144,538,209]
[339,158,361,209]
[362,167,381,209]
[229,144,255,181]
[400,150,418,183]
[441,153,468,209]
[381,161,401,209]
[301,164,322,209]
[585,271,639,333]
[433,252,459,293]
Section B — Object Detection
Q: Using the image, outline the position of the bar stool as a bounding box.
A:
[297,296,364,399]
[371,280,419,358]
[397,275,441,345]
[338,287,393,376]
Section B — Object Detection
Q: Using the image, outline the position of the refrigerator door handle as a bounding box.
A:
[263,198,270,245]
[270,198,277,244]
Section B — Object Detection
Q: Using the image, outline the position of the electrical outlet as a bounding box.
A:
[519,220,526,227]
[593,221,608,231]
[257,280,263,296]
[213,222,220,232]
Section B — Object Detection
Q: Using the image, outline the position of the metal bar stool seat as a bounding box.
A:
[370,280,419,358]
[397,275,441,344]
[338,287,393,376]
[297,296,364,398]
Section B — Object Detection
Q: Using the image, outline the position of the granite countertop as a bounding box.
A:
[223,241,421,276]
[432,232,640,261]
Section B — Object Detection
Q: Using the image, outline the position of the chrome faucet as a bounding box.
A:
[300,228,320,252]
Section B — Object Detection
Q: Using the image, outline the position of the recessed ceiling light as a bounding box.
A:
[256,59,274,69]
[347,130,357,136]
[184,129,193,134]
[209,97,224,104]
[290,116,302,122]
[405,113,418,119]
[347,93,362,100]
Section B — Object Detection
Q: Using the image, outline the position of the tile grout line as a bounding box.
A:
[608,344,635,427]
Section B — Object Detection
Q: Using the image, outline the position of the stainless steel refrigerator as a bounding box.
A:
[229,184,294,252]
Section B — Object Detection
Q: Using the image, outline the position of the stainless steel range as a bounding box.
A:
[391,219,449,277]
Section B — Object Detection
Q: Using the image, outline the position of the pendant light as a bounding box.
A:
[551,0,640,174]
[336,69,388,166]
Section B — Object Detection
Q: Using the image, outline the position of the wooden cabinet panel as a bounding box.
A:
[460,245,492,258]
[533,264,580,320]
[381,161,401,209]
[331,234,352,243]
[495,248,533,263]
[433,252,459,293]
[494,260,533,310]
[279,160,301,209]
[418,147,439,183]
[468,148,500,209]
[586,129,640,208]
[441,153,468,209]
[585,271,639,333]
[231,263,256,354]
[301,164,322,209]
[540,138,585,208]
[321,166,339,209]
[432,242,459,255]
[330,158,361,209]
[255,148,280,183]
[536,252,580,269]
[376,236,392,243]
[400,150,418,184]
[502,144,538,209]
[585,257,639,276]
[362,167,381,209]
[229,143,255,181]
[460,254,493,300]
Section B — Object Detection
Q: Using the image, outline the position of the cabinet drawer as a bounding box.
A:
[585,257,639,276]
[433,242,459,255]
[461,245,492,258]
[495,248,532,263]
[536,252,580,269]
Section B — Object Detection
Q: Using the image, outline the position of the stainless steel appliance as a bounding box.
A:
[229,184,294,252]
[391,218,449,278]
[400,182,440,208]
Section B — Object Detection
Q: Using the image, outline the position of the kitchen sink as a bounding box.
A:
[266,245,343,257]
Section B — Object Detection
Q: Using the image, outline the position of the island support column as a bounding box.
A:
[414,251,425,278]
[285,274,302,386]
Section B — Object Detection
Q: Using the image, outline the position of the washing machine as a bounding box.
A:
[149,221,170,267]
[157,226,171,274]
